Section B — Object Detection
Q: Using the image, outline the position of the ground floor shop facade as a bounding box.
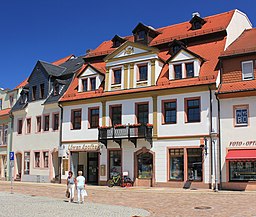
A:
[62,137,212,188]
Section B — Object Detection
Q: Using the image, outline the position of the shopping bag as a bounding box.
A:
[66,189,70,198]
[82,189,88,197]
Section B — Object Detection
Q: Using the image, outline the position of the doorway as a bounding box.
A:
[15,153,22,181]
[87,152,99,185]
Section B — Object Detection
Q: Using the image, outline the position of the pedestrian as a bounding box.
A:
[76,170,87,204]
[67,171,75,202]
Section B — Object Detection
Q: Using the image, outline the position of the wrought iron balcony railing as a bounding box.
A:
[98,124,153,148]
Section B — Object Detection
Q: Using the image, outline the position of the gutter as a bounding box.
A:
[58,103,63,184]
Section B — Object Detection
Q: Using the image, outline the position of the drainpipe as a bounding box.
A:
[58,103,63,184]
[208,85,213,190]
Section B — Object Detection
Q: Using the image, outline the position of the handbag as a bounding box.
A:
[66,189,70,198]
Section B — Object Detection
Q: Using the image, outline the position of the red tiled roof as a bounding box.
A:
[0,108,11,117]
[218,80,256,94]
[220,28,256,57]
[15,78,28,89]
[86,10,234,58]
[52,54,74,66]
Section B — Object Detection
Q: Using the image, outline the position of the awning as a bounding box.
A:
[226,149,256,160]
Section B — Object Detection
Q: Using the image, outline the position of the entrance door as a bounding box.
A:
[87,152,98,185]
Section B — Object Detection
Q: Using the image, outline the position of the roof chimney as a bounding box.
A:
[192,12,200,17]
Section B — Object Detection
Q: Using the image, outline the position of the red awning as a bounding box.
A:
[226,149,256,160]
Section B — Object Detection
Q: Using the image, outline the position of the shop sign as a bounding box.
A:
[68,144,101,151]
[229,140,256,147]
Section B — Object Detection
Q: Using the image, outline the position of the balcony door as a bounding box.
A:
[136,103,149,125]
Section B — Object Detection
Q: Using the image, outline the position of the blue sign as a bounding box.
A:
[10,152,14,161]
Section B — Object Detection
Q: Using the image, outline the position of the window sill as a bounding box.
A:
[234,124,248,127]
[71,128,81,131]
[162,122,177,125]
[185,121,201,124]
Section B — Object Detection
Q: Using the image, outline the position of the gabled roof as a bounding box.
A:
[220,28,256,57]
[132,22,161,37]
[0,108,11,117]
[39,61,66,77]
[85,10,235,59]
[52,54,74,66]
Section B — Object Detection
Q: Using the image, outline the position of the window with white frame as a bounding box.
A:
[34,152,40,168]
[43,151,49,168]
[3,125,8,145]
[81,77,97,92]
[242,61,254,80]
[24,152,30,174]
[234,105,249,127]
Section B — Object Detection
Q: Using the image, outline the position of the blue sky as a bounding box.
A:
[0,0,254,89]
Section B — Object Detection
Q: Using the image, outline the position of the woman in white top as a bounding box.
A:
[76,171,87,204]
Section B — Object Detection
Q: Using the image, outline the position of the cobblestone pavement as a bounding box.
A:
[1,181,256,217]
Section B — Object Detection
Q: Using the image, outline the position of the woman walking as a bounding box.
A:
[76,171,87,204]
[67,171,75,202]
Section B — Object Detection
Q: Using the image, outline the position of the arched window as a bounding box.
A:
[137,152,153,179]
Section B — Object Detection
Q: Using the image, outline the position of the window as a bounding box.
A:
[0,126,2,145]
[169,149,184,181]
[0,99,2,110]
[137,30,146,40]
[136,103,149,124]
[242,61,254,80]
[26,118,31,134]
[34,152,40,168]
[18,119,23,134]
[36,116,41,132]
[185,98,200,123]
[137,152,153,179]
[173,45,181,54]
[24,152,30,174]
[43,115,50,131]
[187,148,202,181]
[43,152,49,168]
[39,84,45,99]
[138,65,148,81]
[20,92,28,104]
[53,83,59,96]
[174,64,182,79]
[53,113,59,131]
[3,125,7,145]
[230,161,256,181]
[9,95,14,107]
[109,150,122,178]
[71,109,82,130]
[113,69,121,84]
[163,100,177,124]
[186,62,194,78]
[114,40,121,47]
[82,79,88,92]
[89,108,99,128]
[32,86,37,100]
[234,105,248,127]
[110,105,122,126]
[193,21,202,30]
[90,77,96,91]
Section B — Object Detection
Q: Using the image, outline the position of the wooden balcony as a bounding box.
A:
[98,124,153,148]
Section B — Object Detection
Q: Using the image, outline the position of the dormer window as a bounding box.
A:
[132,23,160,44]
[186,62,194,78]
[111,35,126,48]
[137,30,146,41]
[189,13,206,30]
[90,77,96,91]
[168,40,186,55]
[174,64,182,79]
[138,65,148,81]
[173,45,181,54]
[82,79,88,92]
[113,69,122,84]
[114,40,121,48]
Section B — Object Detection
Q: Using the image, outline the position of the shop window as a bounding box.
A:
[39,83,45,99]
[185,98,200,123]
[53,113,59,131]
[110,105,122,126]
[17,119,23,134]
[71,109,82,130]
[230,161,256,181]
[82,79,88,92]
[24,152,30,174]
[163,100,177,124]
[138,65,148,81]
[242,61,254,80]
[136,103,149,124]
[62,159,68,175]
[137,152,153,179]
[113,69,121,85]
[109,150,122,178]
[32,86,37,101]
[234,105,248,127]
[43,115,50,131]
[43,152,49,168]
[89,107,99,129]
[187,148,202,181]
[34,152,40,168]
[186,62,194,78]
[36,116,41,132]
[90,77,96,91]
[174,64,182,79]
[169,149,184,181]
[26,118,31,134]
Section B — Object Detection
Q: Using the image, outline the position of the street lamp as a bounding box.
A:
[210,131,218,192]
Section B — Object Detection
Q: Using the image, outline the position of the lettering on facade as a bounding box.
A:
[229,141,256,147]
[68,144,101,151]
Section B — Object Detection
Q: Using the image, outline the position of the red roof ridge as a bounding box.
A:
[52,54,74,66]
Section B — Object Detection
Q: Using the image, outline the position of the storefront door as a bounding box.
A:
[87,152,98,185]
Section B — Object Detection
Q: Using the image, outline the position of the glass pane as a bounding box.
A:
[170,149,184,180]
[114,69,121,84]
[109,150,122,178]
[90,78,96,90]
[186,63,194,78]
[174,64,182,79]
[230,161,256,181]
[236,109,248,125]
[139,65,148,81]
[138,152,153,179]
[137,104,148,124]
[187,148,202,181]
